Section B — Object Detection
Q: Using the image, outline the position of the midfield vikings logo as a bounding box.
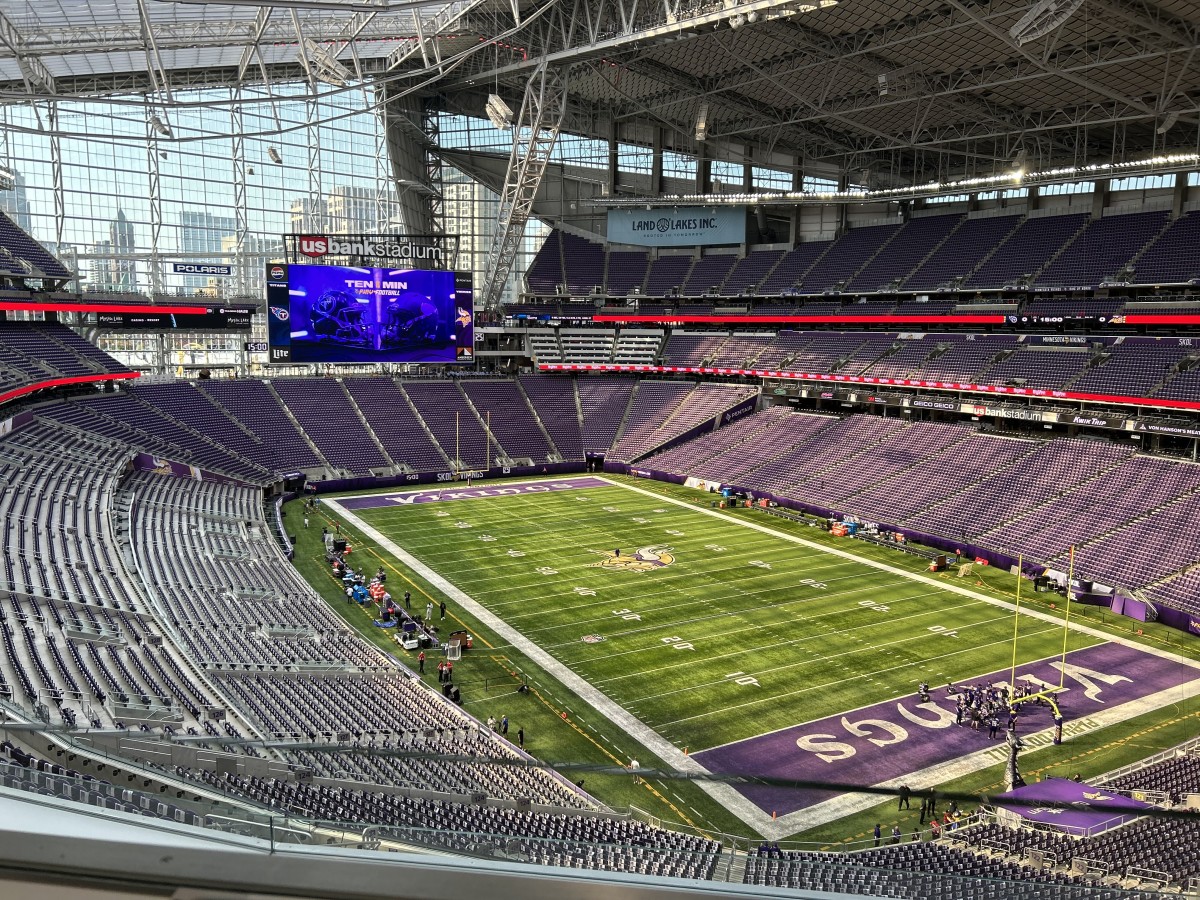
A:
[586,545,675,572]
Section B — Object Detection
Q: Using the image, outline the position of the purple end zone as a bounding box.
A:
[692,642,1200,817]
[336,476,612,510]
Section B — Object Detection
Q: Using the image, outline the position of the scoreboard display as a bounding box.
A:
[96,306,254,330]
[265,263,474,365]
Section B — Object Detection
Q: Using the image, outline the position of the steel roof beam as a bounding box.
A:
[0,8,56,96]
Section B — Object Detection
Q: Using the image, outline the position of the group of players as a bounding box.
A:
[917,680,1050,741]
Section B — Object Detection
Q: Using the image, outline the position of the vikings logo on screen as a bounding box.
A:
[587,546,675,572]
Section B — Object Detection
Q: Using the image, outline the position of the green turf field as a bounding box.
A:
[337,478,1093,759]
[292,474,1200,844]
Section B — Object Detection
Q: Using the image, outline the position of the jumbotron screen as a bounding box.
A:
[265,263,474,365]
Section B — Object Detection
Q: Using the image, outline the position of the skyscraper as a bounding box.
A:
[0,169,31,234]
[288,186,400,235]
[89,209,137,291]
[180,211,235,289]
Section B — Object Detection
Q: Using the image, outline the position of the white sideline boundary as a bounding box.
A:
[325,477,1200,841]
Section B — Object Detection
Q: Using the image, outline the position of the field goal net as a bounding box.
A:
[445,643,462,661]
[958,563,975,578]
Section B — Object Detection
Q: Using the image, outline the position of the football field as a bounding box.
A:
[325,475,1200,838]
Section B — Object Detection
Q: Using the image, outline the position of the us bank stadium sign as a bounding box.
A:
[284,233,457,268]
[607,207,745,247]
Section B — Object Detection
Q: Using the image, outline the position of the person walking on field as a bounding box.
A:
[417,650,425,674]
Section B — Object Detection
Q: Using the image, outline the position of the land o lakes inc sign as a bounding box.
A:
[606,206,746,247]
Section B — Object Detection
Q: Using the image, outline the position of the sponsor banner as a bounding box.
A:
[171,262,232,276]
[1069,413,1125,430]
[906,397,959,411]
[1038,335,1090,345]
[606,207,745,247]
[691,642,1200,818]
[97,306,253,331]
[984,406,1043,421]
[538,363,1200,413]
[291,233,446,267]
[336,476,610,510]
[1135,420,1200,439]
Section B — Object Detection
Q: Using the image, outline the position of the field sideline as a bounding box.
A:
[322,475,1200,840]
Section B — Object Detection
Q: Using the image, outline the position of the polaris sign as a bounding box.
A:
[607,206,745,247]
[172,263,232,276]
[295,234,444,265]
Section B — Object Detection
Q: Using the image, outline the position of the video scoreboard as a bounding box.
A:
[265,263,474,365]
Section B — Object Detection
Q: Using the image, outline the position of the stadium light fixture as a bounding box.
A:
[1008,0,1085,45]
[1012,148,1028,179]
[694,103,710,142]
[268,147,283,164]
[485,94,514,130]
[1157,111,1180,135]
[149,115,173,138]
[301,38,352,88]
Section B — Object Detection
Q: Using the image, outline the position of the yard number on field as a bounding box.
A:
[661,636,695,651]
[613,608,641,621]
[726,671,760,688]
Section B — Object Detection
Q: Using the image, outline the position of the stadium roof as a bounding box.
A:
[2,0,1200,185]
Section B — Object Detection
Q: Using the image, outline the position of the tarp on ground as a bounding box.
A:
[993,779,1152,835]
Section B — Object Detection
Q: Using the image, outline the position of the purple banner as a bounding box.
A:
[336,476,611,510]
[132,452,250,486]
[994,779,1151,834]
[692,642,1200,817]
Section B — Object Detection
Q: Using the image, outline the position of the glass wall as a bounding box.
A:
[1,84,392,299]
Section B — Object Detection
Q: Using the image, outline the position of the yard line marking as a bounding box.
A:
[648,621,1054,726]
[601,604,1014,693]
[323,496,772,832]
[546,588,956,662]
[598,477,1200,666]
[522,584,948,649]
